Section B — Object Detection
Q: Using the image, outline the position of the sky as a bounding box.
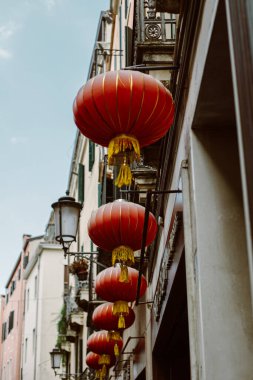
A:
[0,0,109,293]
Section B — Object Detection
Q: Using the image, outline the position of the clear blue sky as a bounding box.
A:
[0,0,109,293]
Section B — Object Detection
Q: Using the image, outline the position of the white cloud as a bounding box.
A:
[0,48,12,60]
[10,137,28,145]
[44,0,57,10]
[46,0,56,9]
[0,22,19,60]
[0,22,18,40]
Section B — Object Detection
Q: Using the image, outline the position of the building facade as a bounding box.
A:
[21,221,63,380]
[0,234,31,380]
[61,0,253,380]
[2,1,252,379]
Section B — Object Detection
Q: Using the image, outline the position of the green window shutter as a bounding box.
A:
[98,183,102,207]
[78,163,85,203]
[89,140,95,171]
[125,26,133,67]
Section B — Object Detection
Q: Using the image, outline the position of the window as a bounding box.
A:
[88,140,95,171]
[34,276,37,298]
[2,322,7,341]
[8,311,14,333]
[78,163,85,203]
[125,0,129,18]
[18,268,21,280]
[23,255,29,269]
[79,339,83,374]
[125,26,133,67]
[98,183,102,207]
[10,281,16,296]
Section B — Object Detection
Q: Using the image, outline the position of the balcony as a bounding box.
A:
[69,310,84,332]
[65,328,77,343]
[75,285,89,312]
[133,0,176,65]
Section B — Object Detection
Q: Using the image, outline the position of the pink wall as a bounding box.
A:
[0,235,29,380]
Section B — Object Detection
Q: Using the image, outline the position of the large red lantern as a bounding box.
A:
[95,266,147,328]
[73,70,174,187]
[92,302,135,331]
[88,199,157,281]
[86,351,115,380]
[87,330,123,357]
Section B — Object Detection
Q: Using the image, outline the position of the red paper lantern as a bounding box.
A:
[88,199,157,280]
[87,330,123,357]
[73,70,174,187]
[95,266,147,329]
[92,302,135,331]
[86,352,115,379]
[95,266,147,302]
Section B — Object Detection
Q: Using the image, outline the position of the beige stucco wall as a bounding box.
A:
[22,243,64,380]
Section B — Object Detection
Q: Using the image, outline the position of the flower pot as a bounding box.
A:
[77,270,88,281]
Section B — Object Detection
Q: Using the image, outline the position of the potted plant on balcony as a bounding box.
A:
[68,258,89,281]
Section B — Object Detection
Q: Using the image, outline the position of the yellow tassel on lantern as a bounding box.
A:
[107,330,121,341]
[113,301,129,329]
[108,134,140,188]
[113,301,129,315]
[108,134,140,164]
[114,343,120,357]
[98,354,111,366]
[107,331,121,357]
[95,370,100,379]
[119,264,129,283]
[112,246,134,267]
[118,314,126,329]
[114,163,132,188]
[101,365,107,378]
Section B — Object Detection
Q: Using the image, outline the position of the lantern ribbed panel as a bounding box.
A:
[88,200,157,252]
[73,70,174,148]
[92,302,135,331]
[95,266,147,302]
[87,330,123,356]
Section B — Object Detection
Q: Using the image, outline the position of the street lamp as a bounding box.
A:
[50,347,78,379]
[50,347,64,372]
[52,192,82,256]
[51,192,107,269]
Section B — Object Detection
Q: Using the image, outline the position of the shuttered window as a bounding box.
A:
[8,311,14,333]
[98,183,102,207]
[125,26,133,67]
[88,141,95,171]
[78,163,85,203]
[2,322,7,341]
